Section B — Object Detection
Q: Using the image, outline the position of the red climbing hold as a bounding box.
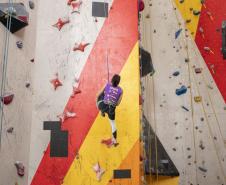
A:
[101,138,118,148]
[15,161,25,177]
[73,43,89,52]
[67,0,76,5]
[50,73,63,90]
[71,1,82,13]
[52,17,70,31]
[1,93,14,105]
[71,87,81,98]
[138,0,145,12]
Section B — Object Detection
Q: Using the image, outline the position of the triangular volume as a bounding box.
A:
[0,3,29,33]
[142,115,179,176]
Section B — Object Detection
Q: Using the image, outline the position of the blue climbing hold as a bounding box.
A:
[176,85,187,95]
[173,71,180,76]
[175,28,182,39]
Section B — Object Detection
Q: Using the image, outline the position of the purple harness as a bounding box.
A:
[104,83,122,106]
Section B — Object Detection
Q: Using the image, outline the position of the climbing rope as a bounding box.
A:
[168,0,226,182]
[0,0,13,149]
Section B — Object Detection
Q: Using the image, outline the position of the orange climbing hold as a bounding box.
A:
[50,73,63,90]
[1,93,14,105]
[52,17,70,31]
[73,43,90,52]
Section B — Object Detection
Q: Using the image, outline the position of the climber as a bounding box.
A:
[96,74,123,147]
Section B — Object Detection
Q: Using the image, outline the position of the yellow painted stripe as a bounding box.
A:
[174,0,202,38]
[63,42,140,185]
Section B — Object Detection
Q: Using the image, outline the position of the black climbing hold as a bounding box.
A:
[186,19,191,23]
[200,117,204,121]
[172,148,176,151]
[30,58,34,63]
[7,127,14,133]
[16,41,23,49]
[29,1,34,9]
[185,58,189,63]
[140,47,155,77]
[179,0,184,3]
[0,3,29,33]
[193,10,201,16]
[173,71,180,76]
[181,106,189,111]
[187,155,191,159]
[25,82,30,88]
[187,147,191,151]
[221,21,226,59]
[198,167,207,172]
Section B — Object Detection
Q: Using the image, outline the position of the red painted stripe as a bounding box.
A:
[31,0,138,184]
[195,0,226,102]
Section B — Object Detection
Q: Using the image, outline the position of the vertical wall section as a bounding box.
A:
[29,0,140,185]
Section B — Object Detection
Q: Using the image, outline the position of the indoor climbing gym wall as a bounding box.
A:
[0,1,37,185]
[140,0,226,184]
[28,0,140,185]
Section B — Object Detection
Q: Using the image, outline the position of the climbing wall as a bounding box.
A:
[140,0,226,185]
[28,0,140,185]
[0,1,37,185]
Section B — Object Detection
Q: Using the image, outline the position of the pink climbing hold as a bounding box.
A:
[71,1,82,13]
[50,73,63,90]
[14,161,25,177]
[1,93,14,105]
[52,17,70,31]
[93,162,105,181]
[73,43,90,52]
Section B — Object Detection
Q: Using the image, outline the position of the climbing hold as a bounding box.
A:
[194,96,202,103]
[7,127,14,133]
[187,147,191,151]
[139,0,145,12]
[73,43,89,52]
[186,19,191,24]
[145,14,150,18]
[199,141,205,150]
[204,46,214,54]
[1,93,14,105]
[93,163,105,181]
[207,84,213,89]
[71,87,81,98]
[195,68,202,73]
[200,117,204,121]
[199,27,205,38]
[176,85,187,96]
[187,155,192,159]
[14,161,25,177]
[50,74,62,90]
[179,0,184,3]
[101,138,118,148]
[28,1,35,9]
[173,71,180,76]
[172,147,176,151]
[57,110,76,123]
[175,28,182,39]
[71,1,82,14]
[185,58,189,63]
[224,106,226,110]
[52,17,70,31]
[181,106,189,111]
[30,58,34,63]
[193,10,200,16]
[67,0,76,5]
[16,41,23,49]
[198,167,207,173]
[25,82,30,88]
[210,64,215,74]
[207,11,214,21]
